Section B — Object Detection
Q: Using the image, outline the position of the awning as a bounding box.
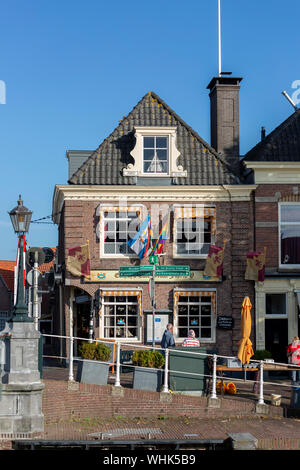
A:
[100,289,142,316]
[174,207,216,233]
[174,290,216,314]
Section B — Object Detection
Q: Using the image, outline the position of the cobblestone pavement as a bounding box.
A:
[35,366,300,450]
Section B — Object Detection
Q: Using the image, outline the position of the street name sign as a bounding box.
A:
[119,265,190,277]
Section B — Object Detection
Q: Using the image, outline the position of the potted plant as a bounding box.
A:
[132,349,165,392]
[251,350,273,380]
[252,350,272,361]
[76,341,112,386]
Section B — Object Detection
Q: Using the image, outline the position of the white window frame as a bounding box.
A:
[265,292,288,319]
[99,204,146,259]
[142,135,169,176]
[174,288,216,343]
[100,290,141,342]
[122,127,187,178]
[173,204,216,259]
[279,202,300,269]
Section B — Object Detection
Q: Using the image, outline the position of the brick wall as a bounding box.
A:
[255,184,300,269]
[59,196,255,356]
[42,380,257,422]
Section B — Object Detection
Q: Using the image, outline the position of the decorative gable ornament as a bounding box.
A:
[123,126,187,178]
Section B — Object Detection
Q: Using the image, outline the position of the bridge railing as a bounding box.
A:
[41,333,300,405]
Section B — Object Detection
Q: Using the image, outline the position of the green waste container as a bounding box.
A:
[169,346,208,393]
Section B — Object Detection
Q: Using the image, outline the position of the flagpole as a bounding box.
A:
[218,0,222,77]
[152,267,155,348]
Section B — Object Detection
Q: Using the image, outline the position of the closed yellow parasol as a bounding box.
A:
[237,296,254,365]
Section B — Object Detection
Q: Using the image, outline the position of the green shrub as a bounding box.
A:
[132,349,165,369]
[78,342,111,362]
[252,350,272,360]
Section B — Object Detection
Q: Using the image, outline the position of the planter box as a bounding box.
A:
[76,360,109,386]
[133,366,163,392]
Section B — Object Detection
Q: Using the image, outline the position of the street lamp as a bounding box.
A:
[8,195,33,322]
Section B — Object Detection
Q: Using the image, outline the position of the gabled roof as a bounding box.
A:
[0,261,15,292]
[69,91,239,186]
[243,108,300,162]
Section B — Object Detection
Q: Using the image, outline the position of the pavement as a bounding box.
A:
[17,365,300,450]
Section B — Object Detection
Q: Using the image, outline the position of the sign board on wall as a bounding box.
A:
[144,311,171,344]
[86,270,220,283]
[217,316,234,330]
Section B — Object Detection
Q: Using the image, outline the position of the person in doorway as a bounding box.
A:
[287,336,300,382]
[161,323,175,349]
[182,329,200,347]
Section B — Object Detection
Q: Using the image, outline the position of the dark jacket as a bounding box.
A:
[161,329,175,349]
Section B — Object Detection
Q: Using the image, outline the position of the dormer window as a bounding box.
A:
[143,136,168,175]
[123,126,187,178]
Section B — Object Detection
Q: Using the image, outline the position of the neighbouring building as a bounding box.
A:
[243,108,300,362]
[0,250,56,354]
[52,75,257,357]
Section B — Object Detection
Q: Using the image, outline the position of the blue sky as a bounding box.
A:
[0,0,300,260]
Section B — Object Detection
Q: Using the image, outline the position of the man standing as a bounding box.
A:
[161,323,175,349]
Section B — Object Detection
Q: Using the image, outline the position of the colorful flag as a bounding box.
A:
[150,220,169,256]
[245,248,266,282]
[128,213,152,259]
[203,244,225,278]
[67,242,91,278]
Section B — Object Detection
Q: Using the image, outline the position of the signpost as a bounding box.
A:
[119,264,190,347]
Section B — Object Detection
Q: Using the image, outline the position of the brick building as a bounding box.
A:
[243,108,300,362]
[52,75,258,357]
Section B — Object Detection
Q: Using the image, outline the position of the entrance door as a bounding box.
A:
[265,318,288,364]
[76,302,90,339]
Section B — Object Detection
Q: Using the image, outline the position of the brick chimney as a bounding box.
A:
[207,76,242,172]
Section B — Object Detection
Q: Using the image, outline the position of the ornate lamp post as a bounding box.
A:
[0,196,45,435]
[8,195,33,322]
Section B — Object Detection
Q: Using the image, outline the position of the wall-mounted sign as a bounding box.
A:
[86,270,220,283]
[217,316,234,330]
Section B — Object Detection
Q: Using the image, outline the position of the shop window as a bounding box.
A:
[102,292,140,339]
[174,290,216,341]
[280,203,300,267]
[174,206,216,258]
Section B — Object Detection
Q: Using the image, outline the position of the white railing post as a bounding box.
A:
[258,360,264,405]
[210,354,218,400]
[162,348,169,393]
[115,342,121,387]
[68,334,74,382]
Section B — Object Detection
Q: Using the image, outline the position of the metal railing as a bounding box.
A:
[41,333,300,405]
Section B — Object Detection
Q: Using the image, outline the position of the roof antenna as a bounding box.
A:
[282,90,298,111]
[218,0,222,77]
